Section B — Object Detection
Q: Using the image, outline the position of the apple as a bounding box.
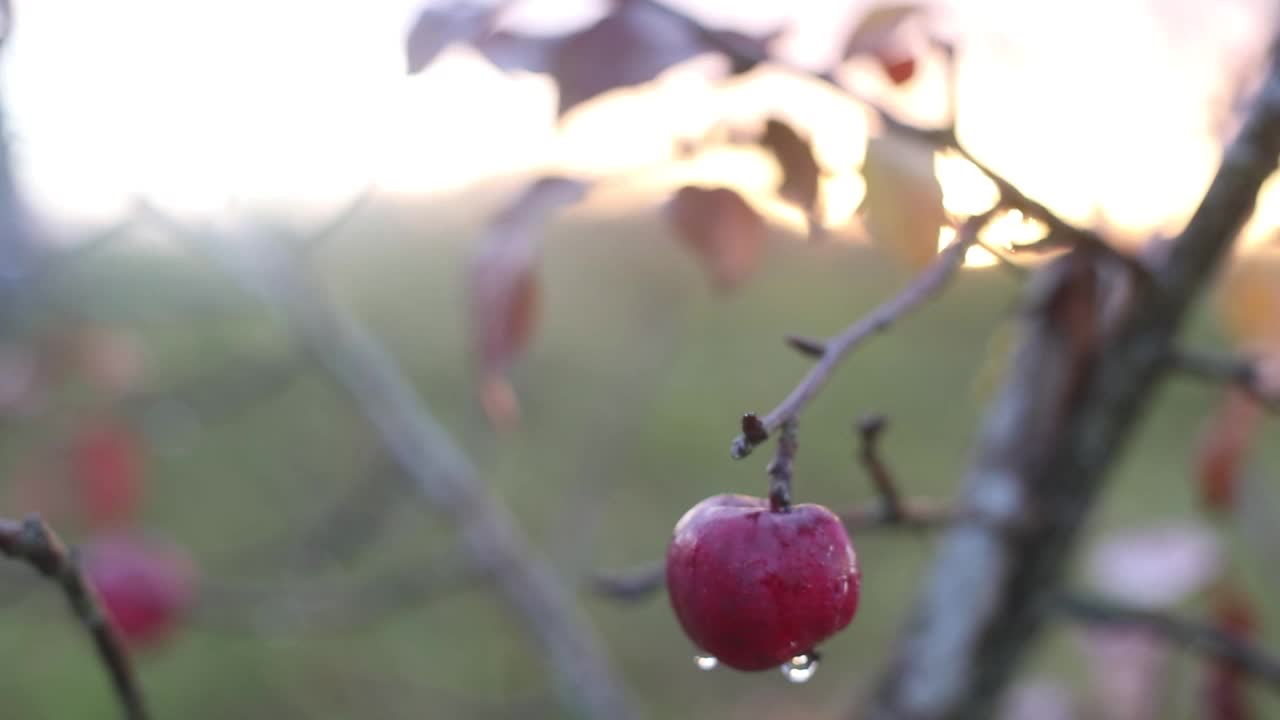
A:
[82,533,196,649]
[666,494,860,671]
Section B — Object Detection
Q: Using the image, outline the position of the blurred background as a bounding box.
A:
[1,0,1279,718]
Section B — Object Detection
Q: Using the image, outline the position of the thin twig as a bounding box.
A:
[1168,348,1280,411]
[1057,592,1280,692]
[586,562,666,604]
[0,515,147,720]
[296,184,376,257]
[730,210,996,458]
[856,415,905,522]
[767,418,798,511]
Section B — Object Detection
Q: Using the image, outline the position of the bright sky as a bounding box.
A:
[3,0,1278,244]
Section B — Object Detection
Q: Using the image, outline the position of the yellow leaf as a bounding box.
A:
[861,132,948,270]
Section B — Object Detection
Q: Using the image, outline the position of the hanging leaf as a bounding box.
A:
[405,1,501,74]
[665,185,766,292]
[759,118,823,236]
[69,419,145,531]
[861,131,948,270]
[1202,584,1257,720]
[1193,388,1264,513]
[468,177,590,428]
[841,3,924,60]
[548,1,711,117]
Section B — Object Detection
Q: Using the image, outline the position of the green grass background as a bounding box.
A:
[0,199,1276,719]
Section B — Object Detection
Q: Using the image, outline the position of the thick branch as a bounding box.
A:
[864,42,1280,720]
[143,215,638,720]
[1058,593,1280,691]
[0,516,147,720]
[730,212,993,458]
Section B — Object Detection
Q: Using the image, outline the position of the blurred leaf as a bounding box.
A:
[69,419,145,531]
[1217,250,1280,353]
[999,678,1076,720]
[1203,584,1257,720]
[841,3,924,59]
[405,1,499,74]
[469,177,590,428]
[473,30,558,74]
[1085,522,1222,609]
[861,131,947,270]
[1193,389,1264,513]
[1076,628,1169,720]
[759,118,823,235]
[548,0,711,117]
[705,26,785,75]
[665,185,766,292]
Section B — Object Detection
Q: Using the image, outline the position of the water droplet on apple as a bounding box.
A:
[694,654,719,671]
[780,653,818,683]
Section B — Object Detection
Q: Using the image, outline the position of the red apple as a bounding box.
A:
[879,54,916,86]
[666,494,860,671]
[82,533,196,649]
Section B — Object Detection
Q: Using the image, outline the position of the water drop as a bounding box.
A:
[694,655,719,671]
[780,653,819,683]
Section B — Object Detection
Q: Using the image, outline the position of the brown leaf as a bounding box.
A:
[405,1,500,74]
[1203,584,1258,720]
[468,177,590,428]
[1194,389,1264,513]
[759,118,823,234]
[861,131,947,270]
[665,186,766,292]
[841,3,925,60]
[549,0,710,117]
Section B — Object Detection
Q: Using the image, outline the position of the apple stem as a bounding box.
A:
[767,418,798,512]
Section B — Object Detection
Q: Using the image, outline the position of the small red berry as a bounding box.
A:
[665,494,860,671]
[69,421,145,530]
[879,55,916,86]
[82,533,196,649]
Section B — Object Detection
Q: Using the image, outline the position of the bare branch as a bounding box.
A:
[864,42,1280,720]
[137,208,639,720]
[1168,348,1280,411]
[856,414,905,522]
[586,562,666,604]
[0,515,147,720]
[1057,593,1280,692]
[731,211,995,458]
[839,499,959,532]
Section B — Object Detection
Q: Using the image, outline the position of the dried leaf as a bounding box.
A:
[841,3,924,59]
[405,1,498,74]
[665,185,766,292]
[1203,584,1258,720]
[1085,522,1222,609]
[1218,250,1280,353]
[468,177,590,428]
[861,132,947,270]
[549,0,710,117]
[1193,389,1264,512]
[760,118,823,234]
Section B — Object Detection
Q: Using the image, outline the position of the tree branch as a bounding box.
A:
[138,210,639,720]
[1057,592,1280,692]
[863,40,1280,720]
[731,211,995,458]
[0,515,148,720]
[1168,347,1280,412]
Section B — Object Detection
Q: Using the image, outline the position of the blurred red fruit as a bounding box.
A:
[83,534,195,649]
